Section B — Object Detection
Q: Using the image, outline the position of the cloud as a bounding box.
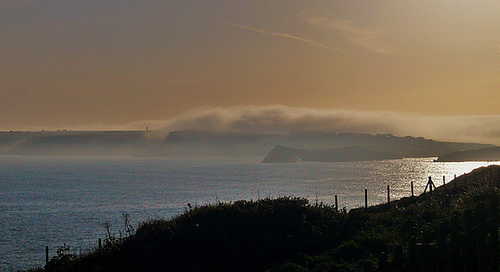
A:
[225,22,349,53]
[145,105,500,145]
[302,16,395,55]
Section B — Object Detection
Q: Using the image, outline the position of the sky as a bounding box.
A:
[2,1,500,143]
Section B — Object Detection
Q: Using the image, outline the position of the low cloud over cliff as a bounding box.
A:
[133,105,500,145]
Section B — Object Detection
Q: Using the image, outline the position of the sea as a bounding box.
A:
[0,155,495,271]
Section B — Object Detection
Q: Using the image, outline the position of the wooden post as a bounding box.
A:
[335,195,338,211]
[424,176,436,193]
[365,188,368,208]
[443,175,446,187]
[411,181,414,197]
[45,246,49,265]
[387,184,390,204]
[98,238,102,249]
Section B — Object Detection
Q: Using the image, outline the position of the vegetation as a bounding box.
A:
[36,166,500,272]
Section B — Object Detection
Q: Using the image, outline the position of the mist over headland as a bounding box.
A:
[129,106,500,146]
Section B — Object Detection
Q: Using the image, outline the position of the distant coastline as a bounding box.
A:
[435,146,500,162]
[1,130,497,162]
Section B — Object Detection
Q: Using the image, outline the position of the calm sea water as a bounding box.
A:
[0,155,494,270]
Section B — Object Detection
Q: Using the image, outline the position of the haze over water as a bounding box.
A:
[0,155,493,270]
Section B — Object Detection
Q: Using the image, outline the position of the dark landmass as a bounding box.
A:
[262,145,393,163]
[2,131,146,156]
[262,132,496,163]
[34,165,500,272]
[435,146,500,162]
[284,131,492,157]
[0,130,287,157]
[0,130,494,158]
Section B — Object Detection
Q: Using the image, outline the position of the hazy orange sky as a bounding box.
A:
[2,1,500,142]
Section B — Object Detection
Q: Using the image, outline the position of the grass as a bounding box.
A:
[36,165,500,272]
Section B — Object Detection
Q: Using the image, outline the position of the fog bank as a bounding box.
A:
[133,106,500,145]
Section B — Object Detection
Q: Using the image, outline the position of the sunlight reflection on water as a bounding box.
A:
[0,155,495,270]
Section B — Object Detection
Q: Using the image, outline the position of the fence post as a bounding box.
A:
[411,181,414,197]
[335,195,338,211]
[98,238,102,249]
[443,176,446,187]
[387,185,390,204]
[424,176,436,193]
[45,246,49,265]
[365,188,368,208]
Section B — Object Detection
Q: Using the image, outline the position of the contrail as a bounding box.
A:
[225,22,349,53]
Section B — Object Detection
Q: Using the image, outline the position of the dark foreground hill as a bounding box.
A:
[34,165,500,272]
